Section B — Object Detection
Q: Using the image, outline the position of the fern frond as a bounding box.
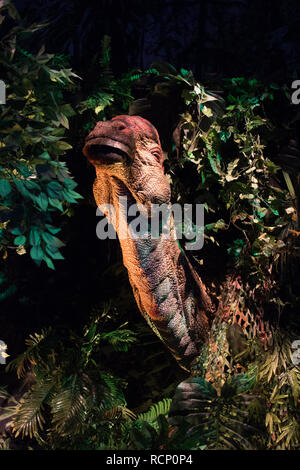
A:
[100,328,137,352]
[12,379,54,439]
[6,329,50,378]
[77,91,114,115]
[138,398,172,423]
[99,371,126,410]
[50,375,87,436]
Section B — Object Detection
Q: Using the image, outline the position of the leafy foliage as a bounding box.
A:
[0,1,82,269]
[124,331,299,451]
[77,35,134,127]
[0,314,137,449]
[167,375,263,450]
[167,74,297,289]
[257,331,300,449]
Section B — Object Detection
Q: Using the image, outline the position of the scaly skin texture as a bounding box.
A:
[83,115,215,370]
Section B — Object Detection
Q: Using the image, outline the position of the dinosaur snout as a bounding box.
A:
[83,119,135,165]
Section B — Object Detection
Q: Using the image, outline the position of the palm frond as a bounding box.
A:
[50,375,87,436]
[99,371,126,411]
[12,379,54,439]
[6,329,50,378]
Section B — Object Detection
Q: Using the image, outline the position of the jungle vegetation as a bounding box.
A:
[0,0,299,450]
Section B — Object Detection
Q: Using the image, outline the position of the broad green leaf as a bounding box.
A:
[49,198,63,212]
[30,245,44,261]
[35,192,48,211]
[11,226,24,235]
[61,188,78,203]
[13,178,32,198]
[0,180,12,198]
[24,180,40,191]
[56,141,72,151]
[41,231,65,248]
[14,235,26,245]
[45,245,64,260]
[43,254,55,270]
[39,151,51,160]
[44,224,61,234]
[15,164,32,177]
[29,227,41,245]
[47,181,62,198]
[56,113,69,129]
[62,178,78,190]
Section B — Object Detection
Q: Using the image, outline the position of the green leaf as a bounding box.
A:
[15,164,32,177]
[44,224,61,235]
[14,235,26,245]
[45,245,64,260]
[11,226,24,235]
[180,68,190,78]
[0,180,12,198]
[61,188,78,203]
[29,228,41,246]
[43,254,55,270]
[30,245,44,261]
[35,193,48,211]
[49,198,64,212]
[39,151,51,161]
[13,178,32,198]
[47,181,62,198]
[62,178,78,190]
[66,189,83,199]
[56,141,72,151]
[24,180,40,191]
[59,104,76,117]
[56,113,69,129]
[208,154,223,176]
[220,131,231,142]
[41,231,65,248]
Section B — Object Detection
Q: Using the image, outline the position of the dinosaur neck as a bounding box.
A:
[106,180,214,369]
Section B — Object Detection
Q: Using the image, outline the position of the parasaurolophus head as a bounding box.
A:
[83,115,171,210]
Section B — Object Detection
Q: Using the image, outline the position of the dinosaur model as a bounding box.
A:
[83,115,270,377]
[83,115,218,369]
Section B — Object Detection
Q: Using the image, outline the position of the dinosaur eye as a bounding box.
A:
[152,149,161,161]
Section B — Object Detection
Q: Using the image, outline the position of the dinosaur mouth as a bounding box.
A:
[83,137,133,164]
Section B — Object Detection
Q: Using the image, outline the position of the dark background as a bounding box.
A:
[14,0,300,82]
